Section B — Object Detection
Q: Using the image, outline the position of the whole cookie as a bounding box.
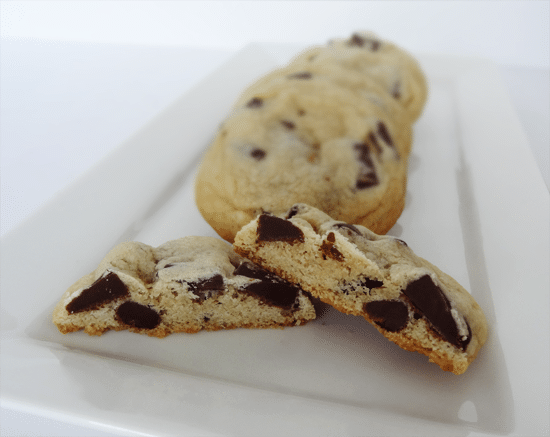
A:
[234,204,488,374]
[53,236,316,337]
[195,69,411,242]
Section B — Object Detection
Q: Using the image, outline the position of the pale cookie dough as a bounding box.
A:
[195,70,410,242]
[290,31,428,122]
[53,236,316,337]
[233,204,488,375]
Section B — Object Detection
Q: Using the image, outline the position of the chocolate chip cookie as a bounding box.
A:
[53,236,316,337]
[233,204,488,374]
[195,32,426,242]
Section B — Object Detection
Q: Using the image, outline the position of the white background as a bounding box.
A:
[1,1,549,436]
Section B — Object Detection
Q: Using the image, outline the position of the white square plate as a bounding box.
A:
[1,44,548,436]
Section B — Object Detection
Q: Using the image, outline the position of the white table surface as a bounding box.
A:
[0,38,548,437]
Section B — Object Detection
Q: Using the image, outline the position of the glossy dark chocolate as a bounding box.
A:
[402,275,471,350]
[241,280,299,310]
[66,272,129,314]
[116,301,161,330]
[187,274,224,302]
[257,214,305,244]
[365,300,409,332]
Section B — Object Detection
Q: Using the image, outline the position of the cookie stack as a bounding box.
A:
[195,32,427,242]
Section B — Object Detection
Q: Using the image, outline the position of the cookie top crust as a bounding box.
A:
[234,204,488,374]
[53,236,316,337]
[290,32,428,122]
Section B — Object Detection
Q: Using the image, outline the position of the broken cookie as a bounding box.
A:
[233,203,488,374]
[53,236,316,337]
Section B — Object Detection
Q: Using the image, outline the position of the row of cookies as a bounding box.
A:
[195,32,427,243]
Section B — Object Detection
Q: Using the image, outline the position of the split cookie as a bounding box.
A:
[53,236,316,337]
[233,204,488,374]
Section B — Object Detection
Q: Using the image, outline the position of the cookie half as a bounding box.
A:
[53,236,316,337]
[233,204,488,374]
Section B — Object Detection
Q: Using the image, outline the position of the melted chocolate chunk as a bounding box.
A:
[66,272,129,314]
[247,97,263,108]
[250,148,266,160]
[281,120,295,130]
[241,280,299,310]
[320,232,344,261]
[354,143,379,189]
[257,214,304,244]
[365,300,409,332]
[187,274,224,302]
[116,301,161,330]
[288,72,312,79]
[402,275,471,350]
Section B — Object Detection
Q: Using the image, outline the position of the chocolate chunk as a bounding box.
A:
[297,109,306,116]
[332,223,363,236]
[366,131,383,155]
[187,274,224,302]
[358,277,384,289]
[257,214,304,244]
[281,120,295,130]
[342,276,383,295]
[235,262,301,309]
[66,272,129,314]
[320,232,344,261]
[354,142,379,189]
[241,280,299,310]
[116,301,161,330]
[394,238,408,247]
[234,261,271,281]
[247,97,263,108]
[348,34,381,51]
[391,82,401,99]
[377,122,394,148]
[402,275,471,350]
[250,148,266,160]
[364,300,409,332]
[285,204,302,219]
[288,72,312,79]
